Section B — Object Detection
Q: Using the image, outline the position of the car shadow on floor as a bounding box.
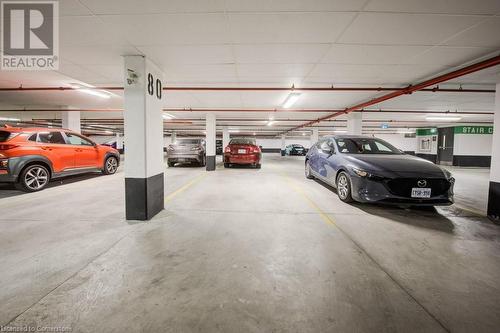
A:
[313,179,455,233]
[224,164,260,169]
[0,173,104,199]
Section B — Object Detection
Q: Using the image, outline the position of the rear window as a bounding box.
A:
[230,138,256,145]
[0,131,15,142]
[176,139,202,145]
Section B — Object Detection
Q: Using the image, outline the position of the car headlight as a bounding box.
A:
[0,159,8,169]
[441,168,453,180]
[352,167,368,177]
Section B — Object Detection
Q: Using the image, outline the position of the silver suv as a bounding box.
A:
[167,138,206,167]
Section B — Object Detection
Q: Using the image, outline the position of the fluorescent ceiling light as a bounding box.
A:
[302,132,306,136]
[267,121,274,126]
[70,83,112,99]
[162,113,175,120]
[0,117,20,121]
[426,116,462,121]
[333,130,347,133]
[229,129,239,133]
[282,93,301,108]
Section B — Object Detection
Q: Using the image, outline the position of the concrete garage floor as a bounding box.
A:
[1,155,499,332]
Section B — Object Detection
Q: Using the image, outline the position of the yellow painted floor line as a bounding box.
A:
[164,173,207,204]
[281,173,337,226]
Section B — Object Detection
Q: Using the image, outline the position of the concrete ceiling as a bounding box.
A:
[0,0,499,136]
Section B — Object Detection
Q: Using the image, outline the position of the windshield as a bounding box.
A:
[175,139,202,145]
[335,138,401,155]
[0,131,13,142]
[230,138,256,145]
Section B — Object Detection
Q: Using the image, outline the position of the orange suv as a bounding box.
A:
[0,126,120,192]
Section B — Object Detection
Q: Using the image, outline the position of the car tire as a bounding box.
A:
[167,160,175,167]
[256,164,261,169]
[336,171,353,203]
[305,160,314,179]
[224,163,230,168]
[102,156,119,175]
[16,164,50,192]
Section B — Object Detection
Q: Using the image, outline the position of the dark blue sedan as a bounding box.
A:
[305,135,454,206]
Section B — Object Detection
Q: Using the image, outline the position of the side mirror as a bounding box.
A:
[322,146,335,155]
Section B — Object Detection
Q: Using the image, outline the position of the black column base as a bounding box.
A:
[488,181,500,224]
[125,173,164,221]
[281,150,285,156]
[206,155,216,171]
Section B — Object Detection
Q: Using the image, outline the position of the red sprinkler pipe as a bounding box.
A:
[286,54,500,133]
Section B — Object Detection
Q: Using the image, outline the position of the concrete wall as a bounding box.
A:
[454,133,493,156]
[372,133,417,152]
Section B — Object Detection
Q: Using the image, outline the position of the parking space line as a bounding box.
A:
[281,173,336,226]
[164,173,207,204]
[280,171,450,332]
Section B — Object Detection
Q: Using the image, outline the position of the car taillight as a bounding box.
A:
[0,144,18,150]
[252,146,261,153]
[224,146,231,153]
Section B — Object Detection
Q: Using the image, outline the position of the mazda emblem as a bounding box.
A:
[417,180,427,188]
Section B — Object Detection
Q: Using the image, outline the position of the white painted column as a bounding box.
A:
[206,113,216,171]
[310,128,319,148]
[171,131,177,143]
[222,126,230,152]
[488,83,500,221]
[116,133,123,151]
[281,134,286,156]
[347,112,362,135]
[61,111,80,133]
[123,55,164,221]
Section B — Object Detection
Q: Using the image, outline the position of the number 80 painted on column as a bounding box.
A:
[147,73,162,100]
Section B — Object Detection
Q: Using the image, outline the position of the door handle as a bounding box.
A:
[41,146,52,151]
[75,148,83,152]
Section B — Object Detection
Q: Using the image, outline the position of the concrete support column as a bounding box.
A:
[488,83,500,222]
[171,131,177,144]
[280,135,286,156]
[347,112,362,135]
[61,111,80,133]
[123,55,164,221]
[116,133,123,151]
[206,113,216,171]
[222,126,230,152]
[310,128,319,147]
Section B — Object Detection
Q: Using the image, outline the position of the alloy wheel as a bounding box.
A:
[106,157,118,174]
[337,174,349,199]
[24,167,49,191]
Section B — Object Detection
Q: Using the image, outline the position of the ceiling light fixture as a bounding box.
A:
[425,116,462,122]
[0,117,20,122]
[70,83,112,99]
[282,93,301,108]
[163,113,175,120]
[267,121,274,126]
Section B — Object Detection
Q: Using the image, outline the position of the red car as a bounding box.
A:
[224,138,262,169]
[0,126,120,192]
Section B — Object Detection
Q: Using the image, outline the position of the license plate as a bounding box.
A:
[411,188,431,198]
[238,149,246,154]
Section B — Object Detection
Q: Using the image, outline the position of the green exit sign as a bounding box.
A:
[454,126,493,135]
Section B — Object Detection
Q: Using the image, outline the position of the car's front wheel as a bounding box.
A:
[305,160,314,179]
[336,171,353,203]
[102,156,118,175]
[16,164,50,192]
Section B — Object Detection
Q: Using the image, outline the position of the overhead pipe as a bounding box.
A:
[0,86,494,93]
[286,54,500,133]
